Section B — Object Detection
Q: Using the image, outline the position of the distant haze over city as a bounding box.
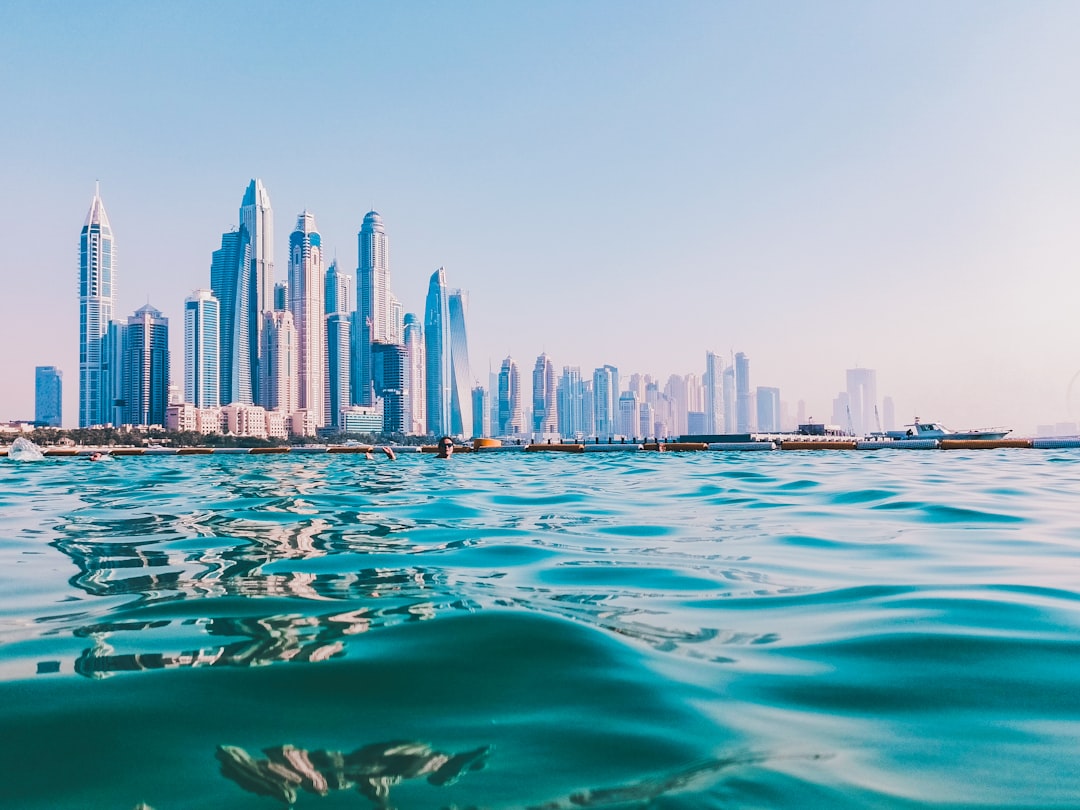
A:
[3,2,1079,436]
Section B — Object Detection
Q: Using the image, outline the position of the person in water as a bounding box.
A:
[365,447,397,460]
[435,437,454,458]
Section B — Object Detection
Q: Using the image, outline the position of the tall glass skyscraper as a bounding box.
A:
[123,304,170,427]
[325,313,351,428]
[735,352,751,433]
[210,229,252,405]
[240,179,273,405]
[356,211,390,407]
[447,290,473,437]
[260,310,298,415]
[184,289,220,408]
[79,185,114,427]
[288,212,326,427]
[498,357,522,436]
[35,366,62,427]
[592,365,619,438]
[424,268,451,437]
[704,351,724,434]
[557,366,587,439]
[533,353,557,434]
[403,313,425,435]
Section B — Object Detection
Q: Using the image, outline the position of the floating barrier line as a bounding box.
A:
[3,438,1077,458]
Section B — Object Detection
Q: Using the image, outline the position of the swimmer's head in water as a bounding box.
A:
[436,437,454,457]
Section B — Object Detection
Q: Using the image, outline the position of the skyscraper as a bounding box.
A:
[123,304,170,427]
[592,365,619,438]
[403,313,425,436]
[325,313,351,429]
[846,367,879,436]
[240,179,273,405]
[260,310,298,415]
[447,290,473,437]
[184,289,220,408]
[471,384,489,438]
[722,366,735,433]
[498,357,522,436]
[424,268,451,436]
[618,391,639,438]
[210,229,252,405]
[372,342,407,434]
[288,212,326,427]
[79,185,114,427]
[325,259,352,315]
[356,211,390,407]
[756,386,781,432]
[703,351,724,434]
[735,352,751,433]
[35,366,62,427]
[533,353,557,435]
[558,367,587,439]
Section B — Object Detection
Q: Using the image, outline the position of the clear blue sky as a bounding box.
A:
[2,1,1079,433]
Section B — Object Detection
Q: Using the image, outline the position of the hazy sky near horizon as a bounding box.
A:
[2,1,1079,433]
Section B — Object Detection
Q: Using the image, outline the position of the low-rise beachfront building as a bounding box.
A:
[290,409,317,438]
[265,409,290,440]
[223,404,268,439]
[340,406,381,435]
[166,403,199,433]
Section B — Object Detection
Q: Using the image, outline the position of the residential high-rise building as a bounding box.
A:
[35,366,62,427]
[557,366,587,439]
[260,310,298,415]
[618,391,639,438]
[447,290,473,437]
[846,367,878,436]
[288,212,326,427]
[532,353,557,435]
[79,185,114,427]
[498,357,522,436]
[240,179,274,405]
[356,211,390,407]
[273,282,288,312]
[326,312,351,429]
[704,351,724,434]
[756,386,781,432]
[101,320,126,427]
[372,342,407,434]
[184,289,220,408]
[210,229,252,405]
[123,304,170,427]
[592,365,619,438]
[882,395,896,432]
[424,268,451,436]
[735,352,751,432]
[471,385,489,438]
[722,367,735,433]
[403,313,425,436]
[325,259,351,316]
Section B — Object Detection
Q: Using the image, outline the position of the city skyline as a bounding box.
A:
[4,3,1080,435]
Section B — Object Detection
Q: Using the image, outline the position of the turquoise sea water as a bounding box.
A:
[2,449,1079,809]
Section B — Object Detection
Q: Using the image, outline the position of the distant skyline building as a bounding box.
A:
[618,391,639,438]
[403,313,425,435]
[447,289,473,437]
[424,268,451,437]
[593,364,619,438]
[471,384,489,438]
[79,185,114,427]
[325,259,352,315]
[288,211,326,427]
[35,366,62,427]
[735,352,751,433]
[882,395,896,432]
[184,289,220,408]
[123,304,170,427]
[356,211,390,407]
[372,342,408,434]
[846,367,879,436]
[557,366,587,439]
[260,310,298,415]
[704,351,723,434]
[325,312,351,429]
[756,386,781,432]
[532,353,557,435]
[498,356,523,436]
[210,228,252,406]
[239,179,273,405]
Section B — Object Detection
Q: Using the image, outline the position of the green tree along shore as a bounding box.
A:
[1,427,432,449]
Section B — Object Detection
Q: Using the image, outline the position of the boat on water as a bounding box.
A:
[884,418,1011,441]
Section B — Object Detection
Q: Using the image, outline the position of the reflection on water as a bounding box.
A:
[216,740,492,807]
